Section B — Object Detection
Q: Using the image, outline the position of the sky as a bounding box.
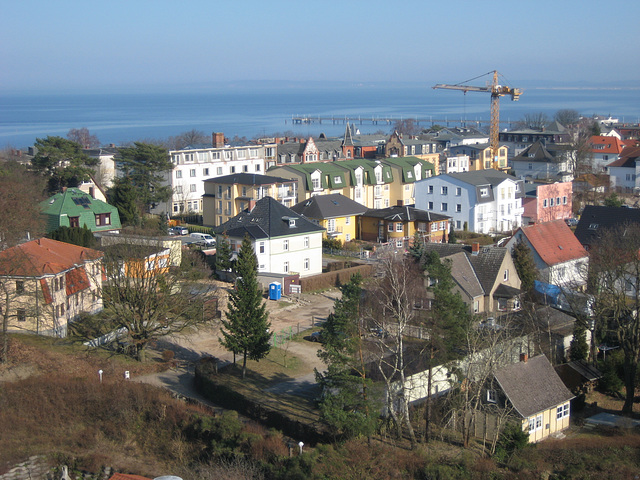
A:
[2,0,639,93]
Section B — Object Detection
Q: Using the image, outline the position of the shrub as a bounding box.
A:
[493,421,530,464]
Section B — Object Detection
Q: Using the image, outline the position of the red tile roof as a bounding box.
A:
[65,267,91,295]
[607,145,640,169]
[590,135,625,154]
[0,238,102,277]
[518,220,587,266]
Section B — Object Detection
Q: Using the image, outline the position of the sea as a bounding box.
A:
[2,83,640,149]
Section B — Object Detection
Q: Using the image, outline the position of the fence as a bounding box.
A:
[299,264,374,292]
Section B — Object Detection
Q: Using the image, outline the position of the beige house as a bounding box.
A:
[0,238,104,337]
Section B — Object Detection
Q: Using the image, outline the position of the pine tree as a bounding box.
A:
[570,321,589,361]
[316,273,377,438]
[220,235,271,379]
[108,178,141,226]
[409,231,425,260]
[448,222,457,244]
[215,234,233,276]
[512,240,538,297]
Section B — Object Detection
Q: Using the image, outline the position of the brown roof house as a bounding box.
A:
[506,220,589,290]
[0,238,104,337]
[491,354,574,442]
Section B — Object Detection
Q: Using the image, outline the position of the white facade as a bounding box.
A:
[608,160,640,192]
[415,174,523,234]
[444,155,470,173]
[229,231,323,278]
[152,144,276,215]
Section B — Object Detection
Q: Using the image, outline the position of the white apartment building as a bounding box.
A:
[151,133,277,215]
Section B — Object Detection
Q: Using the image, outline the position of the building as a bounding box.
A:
[507,220,589,289]
[214,196,324,278]
[0,238,103,337]
[590,135,625,173]
[574,204,640,251]
[40,188,122,234]
[606,145,640,192]
[511,140,573,182]
[100,244,171,279]
[290,194,367,243]
[152,133,277,215]
[384,131,440,168]
[521,181,573,225]
[358,206,450,248]
[492,354,574,443]
[202,173,298,227]
[414,170,524,234]
[448,143,509,171]
[499,121,571,158]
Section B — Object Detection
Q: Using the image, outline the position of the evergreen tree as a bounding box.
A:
[316,273,378,438]
[215,234,233,276]
[570,321,589,361]
[31,136,98,194]
[108,178,141,226]
[409,231,425,260]
[47,225,96,248]
[512,241,538,298]
[448,223,458,244]
[220,235,271,379]
[116,143,173,213]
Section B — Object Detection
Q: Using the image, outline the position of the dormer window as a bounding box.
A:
[289,219,296,227]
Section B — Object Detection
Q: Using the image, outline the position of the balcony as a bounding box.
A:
[326,226,343,237]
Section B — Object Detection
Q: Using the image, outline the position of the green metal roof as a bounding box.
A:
[40,188,122,233]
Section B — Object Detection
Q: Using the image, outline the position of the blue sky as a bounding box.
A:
[2,0,639,93]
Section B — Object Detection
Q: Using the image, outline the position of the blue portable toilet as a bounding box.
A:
[269,281,282,300]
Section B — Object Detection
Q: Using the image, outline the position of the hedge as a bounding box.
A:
[300,264,373,292]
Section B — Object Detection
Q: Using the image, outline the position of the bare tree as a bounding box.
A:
[391,119,421,136]
[554,109,580,127]
[67,127,100,149]
[515,112,549,130]
[167,129,209,150]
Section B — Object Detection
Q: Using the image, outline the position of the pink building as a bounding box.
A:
[522,181,573,225]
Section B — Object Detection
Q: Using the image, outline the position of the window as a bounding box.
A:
[456,187,462,196]
[230,166,236,173]
[333,176,342,184]
[456,204,462,213]
[503,269,509,281]
[312,178,321,190]
[345,233,351,241]
[441,203,448,212]
[441,186,448,195]
[283,261,289,273]
[439,221,445,230]
[428,201,433,210]
[528,163,533,170]
[256,164,261,172]
[17,308,26,322]
[557,403,569,419]
[304,236,309,248]
[396,223,403,232]
[203,168,209,176]
[283,239,289,251]
[95,213,111,226]
[550,198,555,206]
[173,203,180,213]
[480,188,489,197]
[176,186,183,194]
[303,258,309,270]
[345,216,351,225]
[529,414,542,433]
[396,239,403,248]
[556,197,561,206]
[327,219,336,232]
[243,165,249,172]
[216,167,223,175]
[543,199,548,208]
[190,184,197,192]
[259,242,265,254]
[487,390,497,403]
[16,280,24,293]
[431,223,438,232]
[456,220,461,229]
[190,169,196,177]
[428,185,434,194]
[388,223,394,233]
[176,170,183,179]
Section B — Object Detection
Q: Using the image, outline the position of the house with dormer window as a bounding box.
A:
[214,196,324,277]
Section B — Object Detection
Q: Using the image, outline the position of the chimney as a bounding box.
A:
[471,242,480,255]
[248,199,257,211]
[397,200,403,206]
[89,186,95,199]
[520,353,528,363]
[212,132,225,148]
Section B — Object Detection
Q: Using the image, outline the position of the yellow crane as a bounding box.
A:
[433,70,522,170]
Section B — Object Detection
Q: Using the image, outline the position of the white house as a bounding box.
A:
[606,145,640,193]
[511,140,573,182]
[506,220,589,290]
[151,133,277,216]
[443,154,470,174]
[214,196,324,278]
[414,170,524,234]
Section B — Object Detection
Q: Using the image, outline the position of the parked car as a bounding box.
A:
[565,218,578,227]
[189,232,216,246]
[309,331,325,343]
[169,226,189,235]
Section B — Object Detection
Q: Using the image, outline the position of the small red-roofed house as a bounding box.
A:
[590,135,625,172]
[607,145,640,193]
[0,238,104,337]
[506,220,589,289]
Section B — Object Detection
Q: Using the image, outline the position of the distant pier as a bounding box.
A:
[289,115,517,128]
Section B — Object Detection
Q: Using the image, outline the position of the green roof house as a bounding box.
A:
[41,188,122,233]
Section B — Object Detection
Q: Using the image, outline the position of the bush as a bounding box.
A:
[493,421,529,464]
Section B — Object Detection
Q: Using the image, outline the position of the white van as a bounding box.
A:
[189,232,216,246]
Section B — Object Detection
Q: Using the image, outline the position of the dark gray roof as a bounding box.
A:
[290,194,367,219]
[203,173,294,185]
[447,169,518,187]
[446,251,484,298]
[362,206,450,222]
[214,196,324,239]
[574,205,640,247]
[511,140,567,164]
[494,354,574,418]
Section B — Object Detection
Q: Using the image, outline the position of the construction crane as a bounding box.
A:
[433,70,522,170]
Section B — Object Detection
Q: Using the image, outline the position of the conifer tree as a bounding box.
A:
[409,231,425,260]
[511,240,538,298]
[109,178,141,226]
[448,222,458,244]
[215,234,233,276]
[220,235,271,379]
[570,321,589,361]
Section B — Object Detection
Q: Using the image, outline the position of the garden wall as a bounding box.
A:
[300,264,373,292]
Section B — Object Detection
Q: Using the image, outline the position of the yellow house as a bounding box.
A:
[449,143,509,171]
[202,173,298,227]
[358,206,450,248]
[290,194,367,243]
[492,354,574,443]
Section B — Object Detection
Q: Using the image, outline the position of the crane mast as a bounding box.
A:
[433,70,522,170]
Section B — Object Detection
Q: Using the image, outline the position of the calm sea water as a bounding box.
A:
[1,84,639,149]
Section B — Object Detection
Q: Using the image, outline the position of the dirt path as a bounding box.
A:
[134,289,339,401]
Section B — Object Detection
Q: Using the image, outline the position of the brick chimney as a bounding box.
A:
[212,132,225,148]
[248,199,257,211]
[520,353,528,363]
[471,242,480,255]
